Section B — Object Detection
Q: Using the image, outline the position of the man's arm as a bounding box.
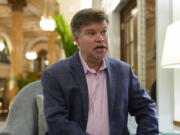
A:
[128,68,159,135]
[42,70,89,135]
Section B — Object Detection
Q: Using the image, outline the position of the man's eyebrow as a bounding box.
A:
[85,27,107,31]
[85,29,96,32]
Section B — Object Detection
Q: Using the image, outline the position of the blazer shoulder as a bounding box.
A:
[43,57,72,75]
[106,56,131,69]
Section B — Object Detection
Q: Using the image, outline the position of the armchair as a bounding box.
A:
[0,81,47,135]
[0,80,138,135]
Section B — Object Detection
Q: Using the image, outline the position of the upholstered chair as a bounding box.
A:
[0,81,47,135]
[0,80,140,135]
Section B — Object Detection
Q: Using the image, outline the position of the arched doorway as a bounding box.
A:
[0,34,11,121]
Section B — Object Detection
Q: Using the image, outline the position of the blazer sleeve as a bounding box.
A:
[41,70,89,135]
[128,68,159,135]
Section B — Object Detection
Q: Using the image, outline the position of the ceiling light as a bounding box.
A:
[0,40,5,51]
[131,8,138,16]
[25,51,38,60]
[40,16,56,31]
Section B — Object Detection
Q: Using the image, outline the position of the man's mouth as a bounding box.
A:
[95,46,106,50]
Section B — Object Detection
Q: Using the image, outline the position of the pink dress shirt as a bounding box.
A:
[79,52,110,135]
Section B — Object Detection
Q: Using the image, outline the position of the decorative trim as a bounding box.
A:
[137,0,146,88]
[0,32,12,53]
[8,0,27,11]
[173,121,180,127]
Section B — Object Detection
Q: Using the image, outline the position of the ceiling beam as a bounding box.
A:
[27,0,59,17]
[38,0,59,13]
[0,16,40,24]
[0,25,50,37]
[0,25,10,33]
[24,30,50,37]
[27,0,44,16]
[0,3,8,6]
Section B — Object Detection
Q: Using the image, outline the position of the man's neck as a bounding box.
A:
[79,51,103,72]
[86,59,102,71]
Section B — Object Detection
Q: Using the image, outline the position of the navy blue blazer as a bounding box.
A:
[42,52,158,135]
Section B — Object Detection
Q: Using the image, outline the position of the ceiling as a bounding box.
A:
[0,0,155,40]
[0,0,59,37]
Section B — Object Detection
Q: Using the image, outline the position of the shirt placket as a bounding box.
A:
[89,72,98,113]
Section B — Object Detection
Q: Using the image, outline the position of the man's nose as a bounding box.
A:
[95,33,104,42]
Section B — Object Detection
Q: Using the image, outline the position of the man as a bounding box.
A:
[42,8,158,135]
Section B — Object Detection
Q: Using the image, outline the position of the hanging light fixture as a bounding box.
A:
[131,7,138,16]
[40,15,56,31]
[0,38,5,51]
[40,0,56,31]
[25,51,38,60]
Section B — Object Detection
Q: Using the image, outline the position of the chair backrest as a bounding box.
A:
[3,80,43,135]
[1,80,137,135]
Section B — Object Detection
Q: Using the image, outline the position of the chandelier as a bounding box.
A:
[40,15,56,31]
[39,0,56,31]
[25,51,38,60]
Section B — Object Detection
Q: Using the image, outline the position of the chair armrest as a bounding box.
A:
[159,132,180,135]
[0,130,11,135]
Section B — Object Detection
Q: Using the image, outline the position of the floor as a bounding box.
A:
[0,113,8,130]
[0,121,5,130]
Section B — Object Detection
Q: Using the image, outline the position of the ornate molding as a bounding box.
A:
[8,0,27,11]
[137,0,146,88]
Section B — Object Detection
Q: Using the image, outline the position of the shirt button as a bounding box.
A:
[97,74,100,79]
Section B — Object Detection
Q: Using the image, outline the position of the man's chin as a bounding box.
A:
[95,54,106,60]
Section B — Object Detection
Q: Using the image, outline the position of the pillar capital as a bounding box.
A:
[8,0,27,11]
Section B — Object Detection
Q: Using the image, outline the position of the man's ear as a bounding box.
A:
[73,34,79,45]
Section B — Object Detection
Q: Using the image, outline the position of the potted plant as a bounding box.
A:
[14,72,38,90]
[54,13,78,57]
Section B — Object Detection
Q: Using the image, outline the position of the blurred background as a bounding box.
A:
[0,0,179,133]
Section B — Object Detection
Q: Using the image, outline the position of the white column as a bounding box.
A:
[156,0,174,132]
[92,0,101,9]
[172,0,180,127]
[107,12,120,59]
[80,0,92,9]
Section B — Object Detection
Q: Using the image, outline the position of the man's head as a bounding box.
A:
[70,8,109,35]
[71,8,109,67]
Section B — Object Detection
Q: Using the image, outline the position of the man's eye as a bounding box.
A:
[88,32,95,36]
[101,30,107,35]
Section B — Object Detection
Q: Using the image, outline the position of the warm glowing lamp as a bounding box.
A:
[40,16,56,31]
[25,51,38,60]
[161,20,180,126]
[0,40,5,51]
[39,0,56,31]
[161,20,180,68]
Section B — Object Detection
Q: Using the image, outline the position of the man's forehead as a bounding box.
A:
[81,21,108,31]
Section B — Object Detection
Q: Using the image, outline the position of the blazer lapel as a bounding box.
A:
[105,57,116,120]
[69,53,116,128]
[70,52,89,128]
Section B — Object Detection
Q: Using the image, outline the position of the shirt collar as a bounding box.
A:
[79,51,106,74]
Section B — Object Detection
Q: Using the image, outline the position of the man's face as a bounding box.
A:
[73,21,109,63]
